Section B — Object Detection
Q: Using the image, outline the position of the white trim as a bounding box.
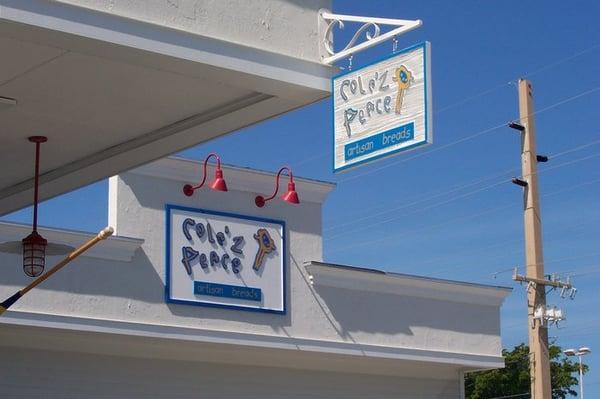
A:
[305,262,512,306]
[127,157,336,205]
[319,9,422,65]
[0,221,142,261]
[0,0,333,94]
[0,310,505,370]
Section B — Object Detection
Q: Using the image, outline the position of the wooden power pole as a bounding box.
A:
[516,79,552,399]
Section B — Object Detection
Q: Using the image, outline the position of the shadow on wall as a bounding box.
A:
[0,249,165,303]
[312,285,498,337]
[0,245,293,330]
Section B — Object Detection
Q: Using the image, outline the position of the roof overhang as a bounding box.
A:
[0,310,505,378]
[0,0,333,215]
[305,261,512,306]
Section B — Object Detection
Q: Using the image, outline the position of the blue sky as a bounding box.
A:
[3,1,600,396]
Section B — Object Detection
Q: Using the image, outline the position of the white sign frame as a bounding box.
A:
[165,204,286,314]
[332,42,432,172]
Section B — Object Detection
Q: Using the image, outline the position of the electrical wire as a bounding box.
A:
[496,252,600,278]
[435,82,513,114]
[326,179,508,242]
[521,42,600,79]
[549,138,600,159]
[338,175,600,270]
[325,166,517,232]
[326,147,600,243]
[433,225,600,275]
[327,171,600,255]
[437,42,600,115]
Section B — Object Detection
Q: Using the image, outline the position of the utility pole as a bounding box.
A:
[509,79,579,398]
[513,79,552,399]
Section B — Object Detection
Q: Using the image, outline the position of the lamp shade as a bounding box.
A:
[209,168,228,192]
[183,153,228,196]
[281,181,299,204]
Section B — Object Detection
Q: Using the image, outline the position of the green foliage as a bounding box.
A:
[465,343,588,399]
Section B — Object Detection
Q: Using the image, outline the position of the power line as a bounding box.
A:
[326,134,600,229]
[436,42,600,116]
[325,166,516,232]
[550,138,600,158]
[521,42,600,79]
[386,177,600,271]
[434,229,600,276]
[327,173,600,255]
[332,175,600,267]
[500,253,600,278]
[326,147,600,242]
[523,151,600,179]
[435,81,513,114]
[326,179,508,241]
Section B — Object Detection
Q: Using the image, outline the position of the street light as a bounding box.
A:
[564,346,591,399]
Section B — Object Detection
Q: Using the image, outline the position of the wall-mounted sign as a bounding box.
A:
[333,42,432,172]
[166,204,286,314]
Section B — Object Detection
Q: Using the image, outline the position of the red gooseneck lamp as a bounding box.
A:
[183,153,228,196]
[22,136,48,277]
[255,166,300,208]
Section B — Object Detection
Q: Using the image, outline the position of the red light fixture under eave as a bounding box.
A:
[183,153,228,197]
[0,137,75,274]
[255,166,300,208]
[23,136,48,277]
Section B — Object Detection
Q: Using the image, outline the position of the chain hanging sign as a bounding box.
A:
[332,42,432,172]
[166,204,286,314]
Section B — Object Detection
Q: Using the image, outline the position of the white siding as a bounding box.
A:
[0,347,461,399]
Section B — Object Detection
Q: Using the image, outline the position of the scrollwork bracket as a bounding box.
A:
[318,9,422,65]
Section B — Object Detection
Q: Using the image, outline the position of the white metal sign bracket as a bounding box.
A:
[318,9,422,65]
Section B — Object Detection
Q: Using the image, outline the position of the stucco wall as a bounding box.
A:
[55,0,329,62]
[0,164,504,359]
[0,346,461,399]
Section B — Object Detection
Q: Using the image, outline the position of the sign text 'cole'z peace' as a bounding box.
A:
[166,205,285,313]
[333,42,432,172]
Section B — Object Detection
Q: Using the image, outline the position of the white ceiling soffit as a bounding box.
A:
[0,0,333,216]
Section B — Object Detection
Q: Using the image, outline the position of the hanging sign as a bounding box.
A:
[333,42,432,172]
[166,205,286,314]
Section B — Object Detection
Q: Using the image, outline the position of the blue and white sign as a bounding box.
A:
[333,42,432,172]
[166,205,286,314]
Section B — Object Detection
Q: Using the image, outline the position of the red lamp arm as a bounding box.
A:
[190,153,221,191]
[32,140,41,232]
[262,166,293,202]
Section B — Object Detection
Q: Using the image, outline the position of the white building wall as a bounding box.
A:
[0,159,512,397]
[56,0,329,62]
[106,167,504,357]
[0,346,461,399]
[0,159,508,360]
